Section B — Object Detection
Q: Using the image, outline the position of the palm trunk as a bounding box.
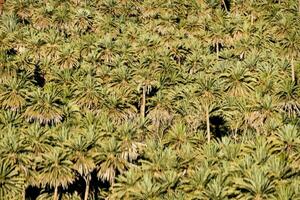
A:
[216,43,219,60]
[291,57,295,82]
[84,175,91,200]
[54,186,58,200]
[222,0,228,12]
[0,0,4,15]
[206,106,211,143]
[140,85,146,119]
[251,14,254,25]
[23,184,26,200]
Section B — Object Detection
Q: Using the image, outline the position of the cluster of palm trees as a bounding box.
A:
[1,0,300,199]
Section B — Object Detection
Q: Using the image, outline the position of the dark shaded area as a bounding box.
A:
[26,186,40,200]
[90,171,110,200]
[6,48,17,56]
[222,0,231,12]
[33,64,45,87]
[147,86,159,98]
[210,115,230,139]
[210,43,224,54]
[25,172,110,200]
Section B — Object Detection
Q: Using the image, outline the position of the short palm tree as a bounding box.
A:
[234,166,276,200]
[276,79,300,119]
[73,74,103,110]
[0,76,30,111]
[24,84,64,124]
[0,160,24,199]
[96,137,128,184]
[221,62,256,97]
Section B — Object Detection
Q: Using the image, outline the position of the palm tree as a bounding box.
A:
[0,129,30,200]
[221,62,256,97]
[23,84,64,124]
[96,137,128,184]
[22,123,52,155]
[234,166,276,200]
[163,122,194,151]
[131,172,164,200]
[140,141,178,181]
[37,147,75,200]
[109,167,142,199]
[72,8,94,35]
[147,89,173,137]
[133,66,159,119]
[276,79,300,119]
[67,129,99,200]
[272,124,300,154]
[55,43,80,69]
[73,73,103,110]
[0,75,30,111]
[280,29,300,82]
[181,161,215,199]
[0,160,24,199]
[192,73,223,143]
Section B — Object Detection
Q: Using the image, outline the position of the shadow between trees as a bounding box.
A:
[26,171,110,200]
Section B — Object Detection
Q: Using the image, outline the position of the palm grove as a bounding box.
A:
[1,0,300,199]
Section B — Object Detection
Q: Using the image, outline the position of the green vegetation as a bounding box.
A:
[1,0,300,199]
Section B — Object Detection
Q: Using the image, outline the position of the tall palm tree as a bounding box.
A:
[280,29,300,82]
[192,73,223,143]
[67,129,99,200]
[37,147,75,200]
[0,129,30,200]
[133,66,159,119]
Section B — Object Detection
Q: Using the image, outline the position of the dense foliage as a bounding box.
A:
[1,0,300,199]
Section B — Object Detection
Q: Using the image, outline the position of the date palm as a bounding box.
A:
[140,141,178,180]
[0,75,30,111]
[0,129,32,200]
[55,43,80,69]
[103,87,137,124]
[133,66,159,119]
[221,63,256,97]
[280,29,300,82]
[96,137,128,184]
[73,73,103,110]
[272,124,300,155]
[109,167,142,199]
[276,79,300,119]
[0,110,23,130]
[72,8,94,35]
[24,84,64,124]
[22,123,52,155]
[163,122,194,151]
[67,129,99,200]
[193,73,223,143]
[0,160,24,199]
[37,147,75,200]
[147,89,173,136]
[234,166,276,200]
